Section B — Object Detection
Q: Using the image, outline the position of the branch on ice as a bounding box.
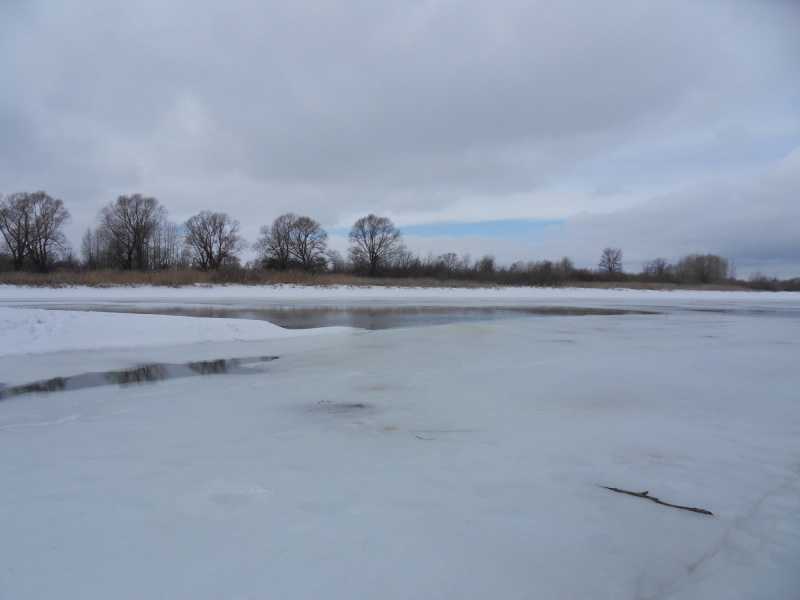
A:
[601,486,713,516]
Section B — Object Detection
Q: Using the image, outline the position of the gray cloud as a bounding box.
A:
[1,0,798,274]
[531,147,800,277]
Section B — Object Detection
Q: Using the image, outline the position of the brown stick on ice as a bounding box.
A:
[601,486,713,516]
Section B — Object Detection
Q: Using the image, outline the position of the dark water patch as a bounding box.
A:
[0,356,278,401]
[47,305,656,329]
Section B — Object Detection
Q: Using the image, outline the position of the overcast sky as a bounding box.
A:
[2,0,798,276]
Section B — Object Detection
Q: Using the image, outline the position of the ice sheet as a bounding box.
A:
[1,287,799,599]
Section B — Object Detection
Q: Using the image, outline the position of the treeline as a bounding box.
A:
[2,190,799,290]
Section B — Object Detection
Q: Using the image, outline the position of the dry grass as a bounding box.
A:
[0,269,495,289]
[0,268,785,292]
[562,280,754,292]
[0,269,211,287]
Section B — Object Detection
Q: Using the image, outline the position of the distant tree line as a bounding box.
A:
[2,190,798,290]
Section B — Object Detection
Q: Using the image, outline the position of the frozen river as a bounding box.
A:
[1,285,799,599]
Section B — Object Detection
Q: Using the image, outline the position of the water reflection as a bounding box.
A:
[1,376,67,396]
[187,359,230,375]
[0,356,278,401]
[79,305,653,330]
[104,364,168,385]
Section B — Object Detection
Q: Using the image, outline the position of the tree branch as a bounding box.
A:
[601,486,713,515]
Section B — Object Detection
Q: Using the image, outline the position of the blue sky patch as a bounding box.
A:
[399,220,564,239]
[330,219,564,239]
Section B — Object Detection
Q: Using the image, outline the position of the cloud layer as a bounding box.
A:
[1,0,798,275]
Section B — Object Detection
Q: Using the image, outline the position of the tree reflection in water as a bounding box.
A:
[104,364,168,385]
[187,359,230,375]
[186,357,278,375]
[0,356,278,401]
[1,377,67,398]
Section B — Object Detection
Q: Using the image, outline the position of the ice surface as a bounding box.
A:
[0,305,351,359]
[1,286,799,599]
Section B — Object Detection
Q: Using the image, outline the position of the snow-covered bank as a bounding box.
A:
[1,283,798,306]
[1,290,799,599]
[0,307,351,358]
[2,285,798,326]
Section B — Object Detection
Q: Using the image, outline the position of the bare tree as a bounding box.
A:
[288,215,328,271]
[420,251,437,272]
[151,221,188,270]
[0,191,70,271]
[598,247,623,274]
[674,253,730,283]
[326,249,347,273]
[81,225,120,270]
[253,213,297,270]
[436,252,460,277]
[391,245,415,276]
[348,214,403,276]
[97,194,168,270]
[26,191,71,272]
[557,256,574,277]
[80,228,100,270]
[0,192,31,270]
[184,210,246,270]
[749,272,780,291]
[476,254,496,274]
[642,257,671,279]
[254,213,329,272]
